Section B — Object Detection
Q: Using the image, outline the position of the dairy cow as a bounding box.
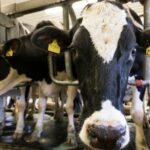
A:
[1,20,80,144]
[0,20,35,138]
[31,1,143,149]
[125,43,149,150]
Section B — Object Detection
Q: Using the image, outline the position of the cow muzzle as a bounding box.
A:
[79,100,129,150]
[87,124,126,150]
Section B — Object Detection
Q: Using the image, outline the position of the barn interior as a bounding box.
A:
[0,0,149,150]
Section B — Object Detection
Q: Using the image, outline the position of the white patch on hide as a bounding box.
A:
[129,86,149,150]
[14,87,26,136]
[79,100,129,149]
[0,67,32,95]
[81,1,127,63]
[130,86,144,125]
[38,71,67,97]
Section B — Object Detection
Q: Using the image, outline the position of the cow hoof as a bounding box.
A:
[54,113,64,122]
[13,132,23,139]
[25,134,40,143]
[65,133,77,147]
[54,109,64,122]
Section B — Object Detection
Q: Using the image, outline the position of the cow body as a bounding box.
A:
[0,21,34,138]
[1,20,79,144]
[31,1,143,149]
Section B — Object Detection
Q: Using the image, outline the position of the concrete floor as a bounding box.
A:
[0,111,149,150]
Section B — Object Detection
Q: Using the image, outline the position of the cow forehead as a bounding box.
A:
[81,1,127,63]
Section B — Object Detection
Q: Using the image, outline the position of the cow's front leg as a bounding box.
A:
[54,96,64,122]
[65,86,77,147]
[13,87,26,139]
[27,97,46,142]
[130,86,148,150]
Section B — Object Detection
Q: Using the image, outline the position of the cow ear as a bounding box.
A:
[3,39,21,57]
[31,26,70,55]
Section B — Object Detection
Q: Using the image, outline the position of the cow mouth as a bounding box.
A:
[87,124,126,150]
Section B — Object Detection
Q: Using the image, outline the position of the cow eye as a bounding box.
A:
[131,48,136,57]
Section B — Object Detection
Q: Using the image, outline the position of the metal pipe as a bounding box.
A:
[48,55,79,85]
[6,0,81,18]
[144,0,150,80]
[143,0,150,128]
[63,4,75,81]
[0,97,4,128]
[144,0,150,30]
[0,0,1,12]
[63,3,69,30]
[68,4,76,26]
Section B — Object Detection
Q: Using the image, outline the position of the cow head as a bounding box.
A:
[0,39,32,95]
[31,1,142,149]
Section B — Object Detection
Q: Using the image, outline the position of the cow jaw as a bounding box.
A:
[0,67,32,95]
[79,100,129,149]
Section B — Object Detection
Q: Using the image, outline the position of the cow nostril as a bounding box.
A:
[115,125,126,137]
[87,125,97,139]
[87,125,126,149]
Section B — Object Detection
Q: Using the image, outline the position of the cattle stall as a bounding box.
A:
[0,0,149,150]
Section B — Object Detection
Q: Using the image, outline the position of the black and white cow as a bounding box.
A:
[0,20,35,137]
[31,1,144,149]
[125,43,149,150]
[0,20,80,145]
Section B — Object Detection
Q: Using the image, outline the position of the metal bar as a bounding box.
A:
[144,0,150,81]
[0,97,4,126]
[63,3,69,30]
[63,3,75,81]
[48,55,79,85]
[68,4,76,26]
[0,0,1,12]
[143,0,150,128]
[144,0,150,30]
[2,0,81,18]
[0,13,15,28]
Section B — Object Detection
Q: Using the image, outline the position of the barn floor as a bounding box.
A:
[0,111,149,150]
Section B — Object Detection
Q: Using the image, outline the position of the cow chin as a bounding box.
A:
[79,100,129,150]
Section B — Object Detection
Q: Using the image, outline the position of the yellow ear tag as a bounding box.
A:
[146,47,150,56]
[6,49,13,57]
[48,40,60,54]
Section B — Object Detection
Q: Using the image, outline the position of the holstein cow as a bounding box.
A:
[125,44,149,150]
[1,20,80,145]
[0,20,35,137]
[31,1,143,149]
